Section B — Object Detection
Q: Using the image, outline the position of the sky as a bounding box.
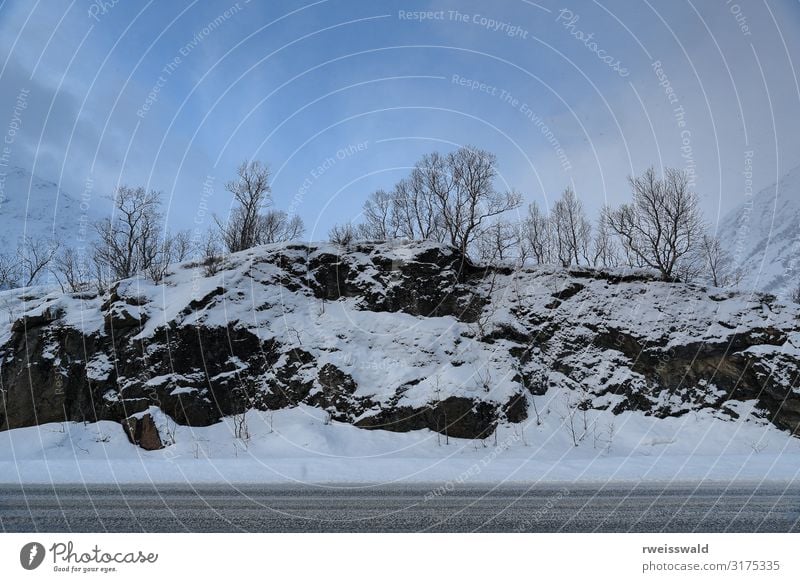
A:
[0,0,799,241]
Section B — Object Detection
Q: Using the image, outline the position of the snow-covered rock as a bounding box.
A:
[1,240,799,452]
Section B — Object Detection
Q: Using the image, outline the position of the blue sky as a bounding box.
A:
[1,0,799,239]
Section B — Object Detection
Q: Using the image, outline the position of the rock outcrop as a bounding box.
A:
[0,240,798,449]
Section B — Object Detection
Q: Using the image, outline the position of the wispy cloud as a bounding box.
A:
[0,0,798,234]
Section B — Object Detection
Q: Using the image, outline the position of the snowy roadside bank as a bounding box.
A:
[2,406,798,485]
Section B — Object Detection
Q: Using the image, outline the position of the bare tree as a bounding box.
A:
[674,251,705,284]
[200,230,224,276]
[328,223,357,246]
[476,220,520,264]
[361,189,401,240]
[405,153,451,242]
[148,238,173,283]
[145,229,198,283]
[257,210,305,244]
[216,160,272,253]
[284,214,306,242]
[382,174,444,242]
[54,247,92,292]
[551,187,591,267]
[605,167,704,280]
[791,282,800,304]
[561,392,582,447]
[92,187,196,285]
[18,236,59,287]
[216,207,245,253]
[93,186,163,280]
[440,147,522,256]
[700,233,740,287]
[91,253,112,294]
[0,252,21,289]
[170,229,195,262]
[591,212,619,268]
[524,201,553,264]
[233,411,250,442]
[358,147,521,257]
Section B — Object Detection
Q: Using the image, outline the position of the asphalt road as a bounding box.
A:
[1,483,798,532]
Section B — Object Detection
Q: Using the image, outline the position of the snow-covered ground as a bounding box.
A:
[2,404,799,485]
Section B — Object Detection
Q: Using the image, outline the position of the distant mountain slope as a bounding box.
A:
[0,166,100,249]
[718,165,800,297]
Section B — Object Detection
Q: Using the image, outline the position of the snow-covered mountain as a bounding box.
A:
[718,165,800,297]
[0,165,99,250]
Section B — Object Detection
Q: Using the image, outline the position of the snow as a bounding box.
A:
[0,286,105,341]
[1,404,799,485]
[86,353,112,381]
[0,166,105,262]
[718,164,800,297]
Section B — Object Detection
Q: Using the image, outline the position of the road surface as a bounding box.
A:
[1,483,798,532]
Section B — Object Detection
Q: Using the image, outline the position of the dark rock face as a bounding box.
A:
[1,240,799,449]
[307,242,486,320]
[309,363,366,419]
[0,325,110,430]
[586,324,800,431]
[111,324,275,426]
[355,397,497,439]
[502,391,528,424]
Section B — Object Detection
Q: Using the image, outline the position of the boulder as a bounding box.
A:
[122,411,164,451]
